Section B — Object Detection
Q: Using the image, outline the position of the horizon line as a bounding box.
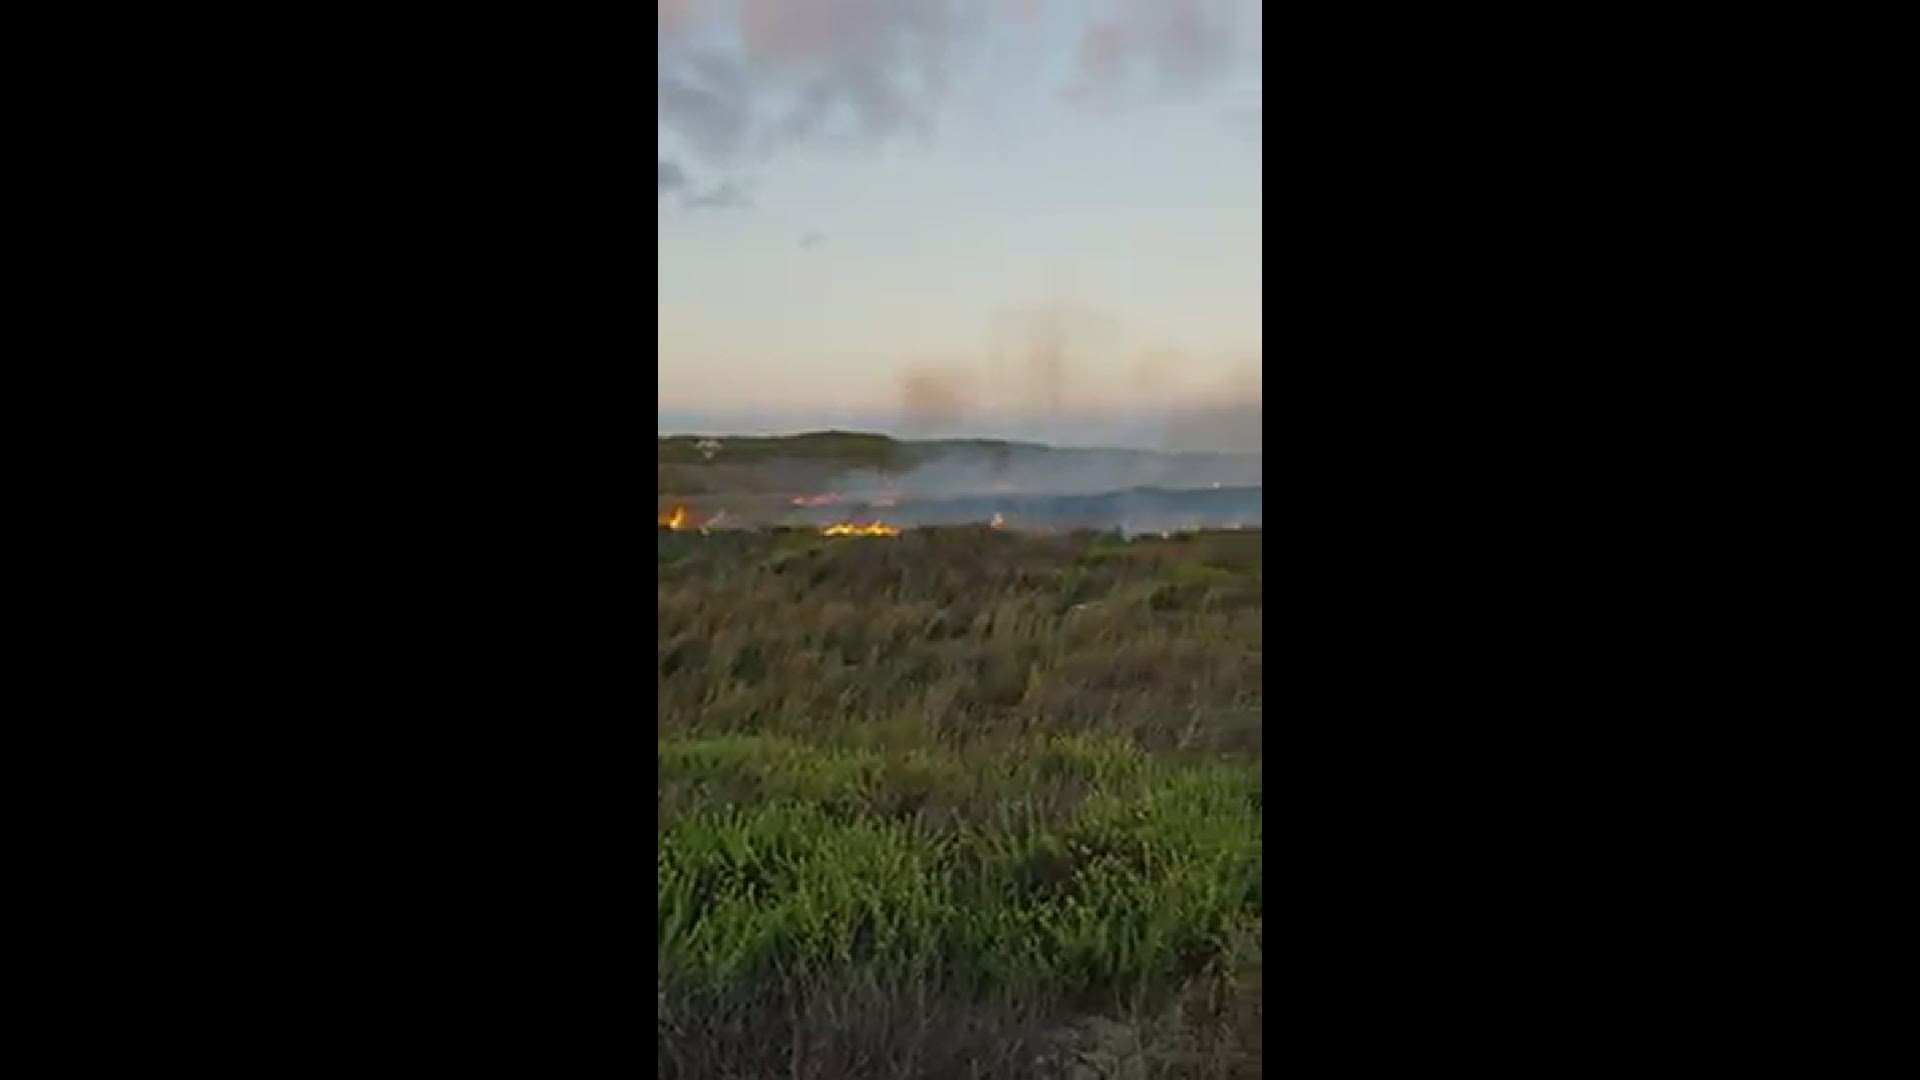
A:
[657,428,1262,457]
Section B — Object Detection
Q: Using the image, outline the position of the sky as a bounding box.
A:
[658,0,1262,452]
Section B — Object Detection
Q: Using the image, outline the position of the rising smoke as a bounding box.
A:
[888,300,1261,456]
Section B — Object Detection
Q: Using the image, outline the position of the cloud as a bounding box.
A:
[658,159,753,212]
[655,2,1257,204]
[659,159,688,196]
[659,50,757,162]
[659,0,966,169]
[682,179,754,211]
[746,0,955,148]
[800,230,827,249]
[1063,0,1245,110]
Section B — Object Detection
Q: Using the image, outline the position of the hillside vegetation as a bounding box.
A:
[658,431,1259,503]
[659,432,1032,495]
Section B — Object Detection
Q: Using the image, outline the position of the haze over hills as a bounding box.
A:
[658,403,1262,456]
[660,430,1259,484]
[659,430,1261,532]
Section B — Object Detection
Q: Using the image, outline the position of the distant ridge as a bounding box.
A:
[657,431,1251,468]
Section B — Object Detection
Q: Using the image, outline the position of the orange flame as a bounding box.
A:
[821,521,901,538]
[659,506,688,531]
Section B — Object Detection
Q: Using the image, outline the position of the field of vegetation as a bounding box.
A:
[658,526,1263,1079]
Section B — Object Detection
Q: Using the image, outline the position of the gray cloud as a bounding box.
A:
[659,50,757,162]
[659,160,688,195]
[656,2,1255,205]
[659,0,966,169]
[682,179,754,211]
[1064,0,1244,110]
[747,0,954,149]
[800,230,827,249]
[658,158,754,213]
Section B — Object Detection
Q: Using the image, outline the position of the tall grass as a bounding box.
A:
[658,528,1262,1078]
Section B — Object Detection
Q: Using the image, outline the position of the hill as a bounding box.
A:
[659,431,1260,500]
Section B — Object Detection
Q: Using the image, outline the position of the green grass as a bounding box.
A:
[658,527,1262,1078]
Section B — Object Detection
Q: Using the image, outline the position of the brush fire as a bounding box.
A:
[661,502,904,537]
[820,521,902,538]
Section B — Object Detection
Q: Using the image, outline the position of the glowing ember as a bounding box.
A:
[821,521,901,538]
[659,506,688,531]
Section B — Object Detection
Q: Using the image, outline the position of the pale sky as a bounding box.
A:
[659,0,1262,449]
